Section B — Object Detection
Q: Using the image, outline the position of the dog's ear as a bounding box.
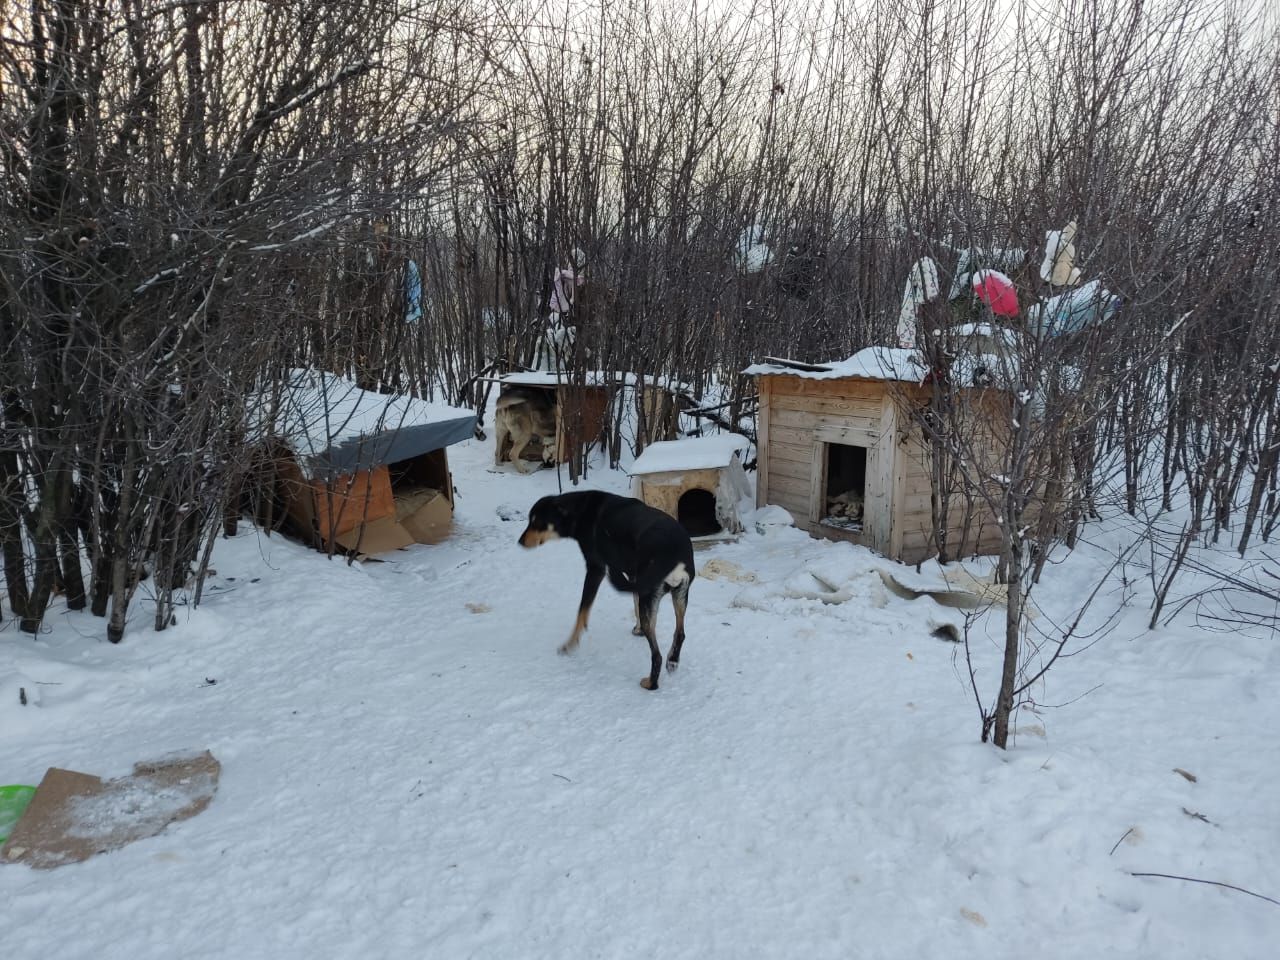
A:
[530,496,570,535]
[526,496,555,529]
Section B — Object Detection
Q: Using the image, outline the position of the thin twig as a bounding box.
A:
[1109,828,1134,856]
[1129,872,1280,907]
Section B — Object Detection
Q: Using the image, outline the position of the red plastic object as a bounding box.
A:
[972,270,1019,317]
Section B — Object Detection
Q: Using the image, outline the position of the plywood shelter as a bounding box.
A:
[266,370,476,555]
[747,347,1011,564]
[628,433,752,541]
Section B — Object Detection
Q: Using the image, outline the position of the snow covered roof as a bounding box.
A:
[268,370,476,478]
[497,370,692,394]
[744,346,926,382]
[628,433,751,475]
[499,370,619,388]
[745,345,1016,391]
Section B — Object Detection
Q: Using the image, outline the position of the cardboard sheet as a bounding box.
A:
[334,513,416,554]
[1,751,221,869]
[396,487,452,544]
[333,486,453,554]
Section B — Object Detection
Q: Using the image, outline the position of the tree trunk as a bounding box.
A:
[0,449,30,621]
[107,442,138,644]
[992,536,1023,749]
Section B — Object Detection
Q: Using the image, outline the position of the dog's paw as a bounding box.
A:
[665,658,679,673]
[558,640,578,655]
[631,625,645,637]
[639,677,657,690]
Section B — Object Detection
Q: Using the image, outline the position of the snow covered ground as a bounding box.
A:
[3,429,1279,959]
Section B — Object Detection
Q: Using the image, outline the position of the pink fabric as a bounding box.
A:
[549,267,582,314]
[972,269,1019,317]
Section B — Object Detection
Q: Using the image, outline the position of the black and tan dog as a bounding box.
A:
[518,491,694,691]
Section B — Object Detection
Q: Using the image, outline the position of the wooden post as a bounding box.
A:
[755,376,771,508]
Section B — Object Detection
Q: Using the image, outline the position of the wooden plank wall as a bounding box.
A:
[758,374,1009,564]
[890,385,1008,563]
[554,384,610,463]
[757,375,886,551]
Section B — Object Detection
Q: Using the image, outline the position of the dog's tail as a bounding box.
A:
[663,562,692,589]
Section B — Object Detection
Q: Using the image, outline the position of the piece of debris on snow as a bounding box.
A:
[928,618,963,643]
[2,673,41,709]
[698,558,758,584]
[880,565,1041,620]
[879,569,986,610]
[1,750,220,870]
[1173,768,1198,783]
[732,558,890,610]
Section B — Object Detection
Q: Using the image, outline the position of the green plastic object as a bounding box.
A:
[0,785,37,845]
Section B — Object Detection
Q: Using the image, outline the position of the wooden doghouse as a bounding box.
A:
[748,347,1011,564]
[268,370,476,554]
[637,377,683,444]
[492,372,611,469]
[629,434,753,541]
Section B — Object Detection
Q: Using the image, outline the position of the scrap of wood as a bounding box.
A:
[1173,768,1198,783]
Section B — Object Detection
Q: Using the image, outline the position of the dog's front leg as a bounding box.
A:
[511,429,533,473]
[560,563,605,655]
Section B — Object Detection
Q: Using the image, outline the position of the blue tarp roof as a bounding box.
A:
[269,370,476,478]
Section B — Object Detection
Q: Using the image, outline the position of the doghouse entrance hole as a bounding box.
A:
[388,448,449,495]
[497,387,560,465]
[822,443,867,532]
[678,488,721,537]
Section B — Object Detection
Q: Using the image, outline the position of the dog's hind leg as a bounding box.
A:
[666,579,689,673]
[560,563,605,655]
[637,590,663,690]
[631,594,644,636]
[494,416,511,467]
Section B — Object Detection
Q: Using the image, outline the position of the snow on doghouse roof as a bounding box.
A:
[629,433,751,475]
[496,370,690,392]
[498,370,623,388]
[745,345,1015,389]
[744,346,926,382]
[268,369,476,478]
